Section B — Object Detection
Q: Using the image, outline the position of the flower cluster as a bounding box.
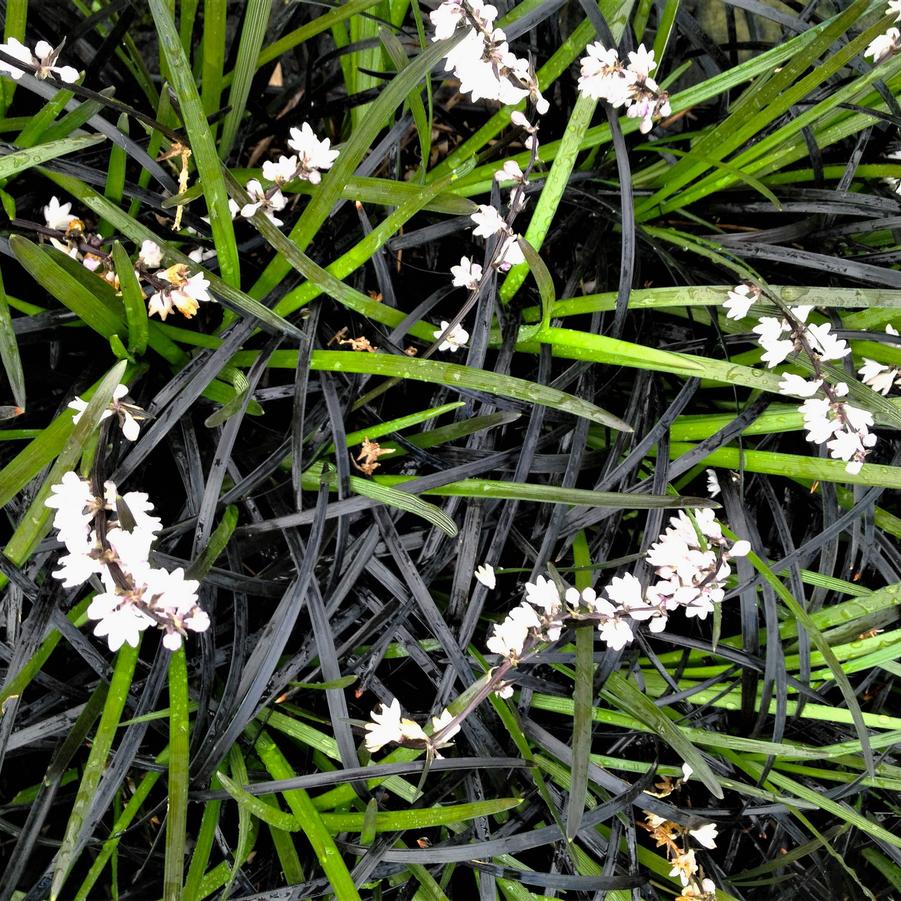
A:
[230,123,339,226]
[40,199,212,322]
[45,472,209,651]
[364,697,460,757]
[486,511,748,668]
[865,2,901,63]
[68,383,145,442]
[577,43,671,133]
[0,37,78,83]
[145,262,211,320]
[642,811,718,897]
[430,0,547,111]
[732,286,880,474]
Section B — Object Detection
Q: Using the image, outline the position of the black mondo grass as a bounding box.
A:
[0,1,899,900]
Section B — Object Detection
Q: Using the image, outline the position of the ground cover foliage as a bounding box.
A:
[0,0,899,898]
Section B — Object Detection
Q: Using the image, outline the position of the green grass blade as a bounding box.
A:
[319,798,524,831]
[201,0,227,118]
[0,266,25,409]
[164,648,190,901]
[218,0,271,159]
[602,671,723,798]
[0,133,105,179]
[225,348,631,428]
[500,93,598,303]
[112,242,149,355]
[51,640,141,900]
[735,534,876,776]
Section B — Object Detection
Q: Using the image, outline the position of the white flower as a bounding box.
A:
[45,471,95,547]
[524,575,561,614]
[723,283,757,320]
[598,614,633,650]
[364,698,404,752]
[470,204,507,238]
[433,320,469,352]
[474,563,496,589]
[578,43,630,104]
[496,234,525,269]
[44,196,78,231]
[430,0,466,40]
[705,469,721,498]
[866,27,901,63]
[669,850,698,887]
[753,316,795,367]
[486,603,538,660]
[87,593,155,652]
[626,44,656,79]
[262,154,298,184]
[138,240,163,269]
[188,246,217,264]
[53,545,103,587]
[149,265,211,320]
[240,179,287,226]
[287,123,339,183]
[729,539,751,558]
[858,358,899,395]
[604,573,644,609]
[429,707,461,750]
[805,322,849,361]
[778,373,822,397]
[681,763,693,781]
[494,682,514,699]
[800,397,840,444]
[68,383,143,442]
[495,160,525,183]
[689,822,718,850]
[450,256,483,290]
[510,111,531,129]
[0,38,78,82]
[826,428,864,467]
[890,1,901,21]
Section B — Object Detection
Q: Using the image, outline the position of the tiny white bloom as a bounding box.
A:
[705,469,721,498]
[261,154,298,183]
[474,563,496,589]
[723,283,757,320]
[805,322,850,361]
[470,204,507,238]
[681,763,693,781]
[689,822,718,850]
[524,575,561,614]
[626,44,656,79]
[496,234,526,269]
[88,595,154,651]
[430,0,466,40]
[433,320,469,352]
[44,196,78,231]
[138,240,163,269]
[287,123,339,182]
[450,256,483,290]
[429,707,461,749]
[495,160,525,183]
[778,373,822,397]
[240,179,287,226]
[858,357,899,395]
[866,27,901,63]
[364,698,404,752]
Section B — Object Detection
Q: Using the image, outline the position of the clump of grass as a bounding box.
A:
[0,1,899,899]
